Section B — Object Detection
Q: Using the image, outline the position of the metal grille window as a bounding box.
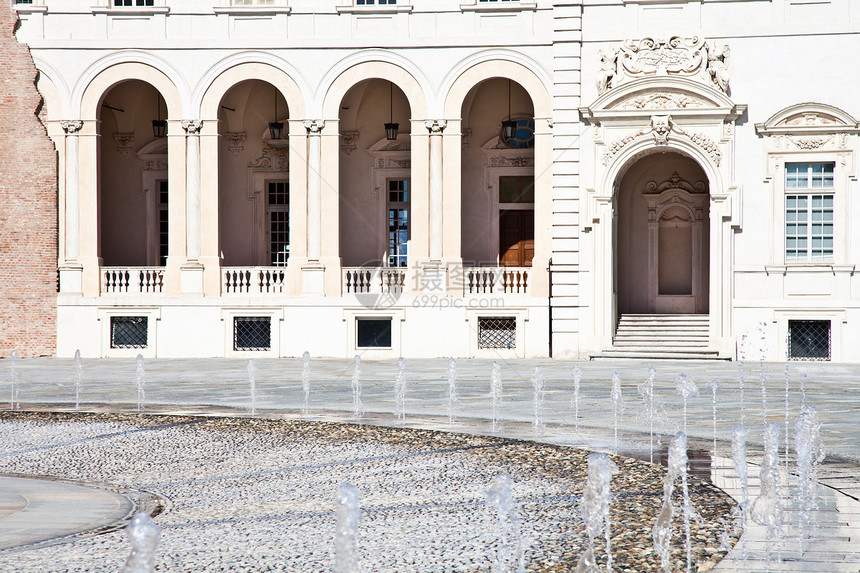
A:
[478,317,516,349]
[788,320,831,361]
[158,180,168,266]
[110,317,148,349]
[388,179,409,268]
[234,317,271,351]
[357,318,392,348]
[267,181,289,266]
[785,163,834,262]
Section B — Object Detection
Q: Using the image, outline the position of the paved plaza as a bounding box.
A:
[1,356,859,571]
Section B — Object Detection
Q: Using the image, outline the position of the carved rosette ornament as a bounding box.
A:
[597,36,731,94]
[224,132,246,155]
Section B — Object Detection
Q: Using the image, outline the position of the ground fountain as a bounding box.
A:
[490,361,502,432]
[731,423,750,571]
[674,373,698,434]
[751,423,783,571]
[135,354,145,413]
[637,366,657,463]
[794,405,825,557]
[486,473,527,573]
[122,512,160,573]
[301,351,311,417]
[571,364,581,434]
[446,357,457,426]
[394,357,406,423]
[577,453,617,573]
[705,379,720,463]
[9,349,19,411]
[73,350,83,412]
[247,359,257,416]
[351,355,363,421]
[530,366,545,437]
[335,483,361,573]
[610,370,623,454]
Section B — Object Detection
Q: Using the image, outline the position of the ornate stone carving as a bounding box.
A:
[181,120,203,134]
[488,156,534,168]
[461,127,472,146]
[646,171,706,195]
[425,119,447,133]
[788,135,833,149]
[224,132,246,155]
[782,113,838,127]
[143,159,167,171]
[375,158,411,169]
[113,133,134,157]
[303,119,325,134]
[248,147,288,171]
[599,36,730,93]
[340,130,359,154]
[602,116,722,165]
[60,120,83,134]
[619,92,707,110]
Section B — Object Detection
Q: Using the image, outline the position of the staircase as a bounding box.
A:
[591,314,729,360]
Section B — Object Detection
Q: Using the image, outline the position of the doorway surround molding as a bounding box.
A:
[579,71,746,355]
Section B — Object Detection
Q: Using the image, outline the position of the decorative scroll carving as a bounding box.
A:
[181,120,203,134]
[619,92,707,110]
[602,115,722,165]
[425,119,447,133]
[143,159,167,171]
[340,130,359,154]
[375,158,411,169]
[646,172,706,195]
[113,133,134,157]
[488,156,534,168]
[598,36,731,93]
[224,132,246,155]
[61,120,83,134]
[248,147,288,171]
[789,136,833,149]
[782,113,838,127]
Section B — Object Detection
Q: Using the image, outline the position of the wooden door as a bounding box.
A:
[499,210,534,267]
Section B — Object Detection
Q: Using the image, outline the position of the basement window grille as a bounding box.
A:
[234,317,271,351]
[110,316,148,349]
[478,317,516,349]
[787,320,830,361]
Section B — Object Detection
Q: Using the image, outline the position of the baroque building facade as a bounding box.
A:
[8,0,860,361]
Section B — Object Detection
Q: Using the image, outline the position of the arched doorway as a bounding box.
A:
[616,152,710,315]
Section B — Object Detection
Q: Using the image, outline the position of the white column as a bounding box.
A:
[182,120,203,261]
[303,119,324,262]
[60,120,83,261]
[425,119,446,261]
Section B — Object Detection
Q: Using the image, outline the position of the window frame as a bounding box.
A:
[386,177,410,268]
[784,162,835,263]
[266,180,290,267]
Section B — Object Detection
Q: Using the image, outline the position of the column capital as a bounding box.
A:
[181,120,203,134]
[303,119,325,134]
[60,120,83,134]
[425,119,447,134]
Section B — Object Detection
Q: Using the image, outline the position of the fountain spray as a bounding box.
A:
[335,483,361,573]
[301,351,311,417]
[731,424,750,571]
[135,354,145,413]
[794,405,825,557]
[351,355,363,421]
[654,432,696,573]
[751,423,783,571]
[490,361,502,432]
[577,453,617,573]
[610,371,623,454]
[571,364,582,435]
[447,357,458,427]
[9,349,20,411]
[122,512,160,573]
[531,366,545,437]
[705,380,720,464]
[674,374,698,435]
[637,367,657,463]
[394,357,406,423]
[486,473,528,573]
[74,349,83,412]
[247,359,257,415]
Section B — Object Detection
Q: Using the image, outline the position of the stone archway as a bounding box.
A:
[616,154,709,315]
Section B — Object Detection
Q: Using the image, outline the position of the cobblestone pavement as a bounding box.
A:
[1,357,859,571]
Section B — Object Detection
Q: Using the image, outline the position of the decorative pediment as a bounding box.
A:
[136,139,167,171]
[597,36,731,95]
[600,115,722,166]
[481,136,534,168]
[367,135,411,169]
[755,103,859,152]
[248,146,288,171]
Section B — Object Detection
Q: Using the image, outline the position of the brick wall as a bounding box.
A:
[0,5,58,357]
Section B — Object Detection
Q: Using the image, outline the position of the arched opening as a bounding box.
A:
[98,79,169,267]
[460,77,535,268]
[616,151,710,314]
[338,79,411,268]
[217,79,289,267]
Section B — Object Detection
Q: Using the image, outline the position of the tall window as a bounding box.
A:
[388,179,409,267]
[785,162,834,262]
[498,175,534,267]
[267,181,289,266]
[157,181,168,266]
